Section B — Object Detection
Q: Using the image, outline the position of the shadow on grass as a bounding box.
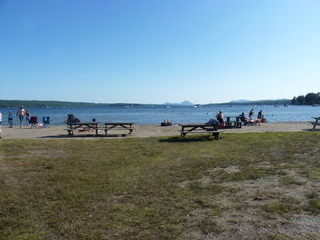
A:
[304,128,320,132]
[159,135,220,143]
[39,134,129,139]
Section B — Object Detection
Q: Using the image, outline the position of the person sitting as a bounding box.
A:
[246,118,261,126]
[239,112,247,121]
[216,111,225,129]
[206,118,219,125]
[161,120,172,126]
[239,112,251,125]
[92,118,97,128]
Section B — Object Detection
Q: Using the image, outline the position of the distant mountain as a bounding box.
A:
[227,99,290,105]
[163,101,194,106]
[230,98,290,103]
[230,99,250,103]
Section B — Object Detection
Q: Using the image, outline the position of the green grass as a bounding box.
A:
[0,131,320,239]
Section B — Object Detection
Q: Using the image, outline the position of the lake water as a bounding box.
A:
[1,105,319,126]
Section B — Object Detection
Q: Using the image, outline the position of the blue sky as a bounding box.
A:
[1,0,319,104]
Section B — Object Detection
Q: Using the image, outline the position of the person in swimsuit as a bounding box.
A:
[16,106,26,128]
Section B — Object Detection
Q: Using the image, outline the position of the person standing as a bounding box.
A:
[16,106,25,128]
[25,110,31,125]
[249,108,254,120]
[0,112,2,138]
[8,111,13,128]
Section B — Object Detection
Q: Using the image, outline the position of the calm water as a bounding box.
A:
[1,105,319,126]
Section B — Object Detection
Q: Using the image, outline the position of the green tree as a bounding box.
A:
[291,96,297,105]
[305,92,319,105]
[296,95,305,105]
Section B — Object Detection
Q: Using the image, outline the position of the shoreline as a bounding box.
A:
[0,121,317,139]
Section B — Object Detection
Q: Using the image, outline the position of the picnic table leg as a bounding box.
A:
[313,119,319,129]
[67,130,74,136]
[212,132,221,140]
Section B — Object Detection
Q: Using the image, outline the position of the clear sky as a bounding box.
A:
[1,0,319,104]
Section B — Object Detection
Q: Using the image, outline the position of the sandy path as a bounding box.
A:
[0,121,317,139]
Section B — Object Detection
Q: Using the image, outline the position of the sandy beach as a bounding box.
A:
[0,121,317,139]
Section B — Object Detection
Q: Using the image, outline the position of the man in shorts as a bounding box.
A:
[16,106,26,128]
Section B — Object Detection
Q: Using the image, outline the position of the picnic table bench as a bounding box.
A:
[311,117,320,129]
[66,122,135,136]
[178,123,222,139]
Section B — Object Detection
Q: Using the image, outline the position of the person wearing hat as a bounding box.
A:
[16,106,26,128]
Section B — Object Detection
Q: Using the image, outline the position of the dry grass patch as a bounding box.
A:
[0,132,320,239]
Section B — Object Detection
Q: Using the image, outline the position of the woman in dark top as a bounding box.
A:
[216,111,225,129]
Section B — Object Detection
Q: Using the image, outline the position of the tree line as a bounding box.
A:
[0,100,150,108]
[291,92,320,105]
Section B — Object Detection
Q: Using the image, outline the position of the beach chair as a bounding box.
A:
[42,116,50,128]
[29,116,39,128]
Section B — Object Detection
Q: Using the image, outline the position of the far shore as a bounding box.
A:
[0,121,317,139]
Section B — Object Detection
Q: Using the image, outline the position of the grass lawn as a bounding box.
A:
[0,132,320,239]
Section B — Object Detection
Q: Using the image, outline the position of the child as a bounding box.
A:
[8,111,13,128]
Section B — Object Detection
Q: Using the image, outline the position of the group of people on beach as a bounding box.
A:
[0,106,32,138]
[206,108,266,128]
[7,106,31,128]
[240,108,266,125]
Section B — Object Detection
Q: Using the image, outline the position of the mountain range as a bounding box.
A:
[162,101,194,106]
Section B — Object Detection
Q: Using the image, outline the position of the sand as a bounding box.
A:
[0,121,317,139]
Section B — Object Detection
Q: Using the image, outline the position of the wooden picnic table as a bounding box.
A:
[66,122,135,136]
[178,123,222,139]
[225,116,242,128]
[104,122,135,135]
[311,117,320,129]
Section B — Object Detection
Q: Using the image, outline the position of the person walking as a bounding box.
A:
[16,106,26,128]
